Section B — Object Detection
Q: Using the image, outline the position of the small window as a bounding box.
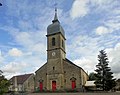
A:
[64,71,66,74]
[28,82,30,87]
[52,37,55,46]
[64,79,66,83]
[53,67,55,70]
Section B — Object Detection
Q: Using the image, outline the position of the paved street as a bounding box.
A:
[5,92,120,95]
[28,92,120,95]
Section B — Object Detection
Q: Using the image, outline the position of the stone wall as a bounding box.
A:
[35,63,47,90]
[23,74,35,92]
[63,59,88,91]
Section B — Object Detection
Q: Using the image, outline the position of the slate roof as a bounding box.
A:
[47,8,65,37]
[10,73,33,84]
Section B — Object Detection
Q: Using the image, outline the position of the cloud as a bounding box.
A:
[93,0,120,36]
[89,0,116,12]
[10,31,46,56]
[1,61,29,79]
[67,35,102,58]
[103,43,120,79]
[67,31,119,78]
[67,35,101,74]
[103,16,120,33]
[95,26,110,35]
[8,48,23,57]
[11,32,34,47]
[74,57,96,73]
[0,0,120,80]
[72,42,120,79]
[18,20,33,31]
[2,62,28,73]
[70,0,89,19]
[0,50,4,63]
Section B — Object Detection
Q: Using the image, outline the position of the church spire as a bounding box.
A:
[52,7,59,23]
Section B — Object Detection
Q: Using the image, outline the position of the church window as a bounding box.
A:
[64,71,66,74]
[28,82,30,87]
[53,66,55,70]
[52,37,55,46]
[64,79,66,83]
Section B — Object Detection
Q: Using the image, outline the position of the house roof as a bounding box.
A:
[10,73,33,84]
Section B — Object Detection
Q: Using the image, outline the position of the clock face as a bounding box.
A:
[52,52,56,56]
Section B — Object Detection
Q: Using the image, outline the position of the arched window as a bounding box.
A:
[62,40,64,48]
[52,37,55,46]
[53,66,55,70]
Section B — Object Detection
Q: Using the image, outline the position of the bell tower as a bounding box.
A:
[47,8,66,60]
[46,8,66,90]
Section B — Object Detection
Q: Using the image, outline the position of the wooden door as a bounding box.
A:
[52,81,56,91]
[39,82,43,91]
[72,81,76,90]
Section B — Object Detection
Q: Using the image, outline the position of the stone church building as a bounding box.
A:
[34,9,88,92]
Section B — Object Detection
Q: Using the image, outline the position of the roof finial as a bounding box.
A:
[55,6,57,14]
[52,3,59,23]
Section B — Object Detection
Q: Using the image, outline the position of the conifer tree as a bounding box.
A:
[95,50,116,91]
[89,72,96,81]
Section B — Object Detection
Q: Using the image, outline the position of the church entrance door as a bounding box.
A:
[72,81,76,90]
[39,82,43,91]
[52,81,56,91]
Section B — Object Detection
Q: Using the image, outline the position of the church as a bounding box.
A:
[9,9,88,92]
[34,9,88,92]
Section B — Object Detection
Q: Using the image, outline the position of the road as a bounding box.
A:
[5,92,120,95]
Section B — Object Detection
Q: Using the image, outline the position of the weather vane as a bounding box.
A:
[54,2,57,12]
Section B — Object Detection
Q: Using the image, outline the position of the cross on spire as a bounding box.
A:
[52,3,59,23]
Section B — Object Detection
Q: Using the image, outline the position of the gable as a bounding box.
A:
[64,58,88,76]
[35,62,47,74]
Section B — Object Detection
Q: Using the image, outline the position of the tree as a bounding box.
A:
[89,72,96,81]
[0,70,3,75]
[95,50,116,91]
[0,70,10,95]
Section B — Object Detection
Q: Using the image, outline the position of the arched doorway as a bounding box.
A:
[52,81,56,91]
[39,79,43,91]
[70,77,76,90]
[39,82,43,91]
[71,80,76,90]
